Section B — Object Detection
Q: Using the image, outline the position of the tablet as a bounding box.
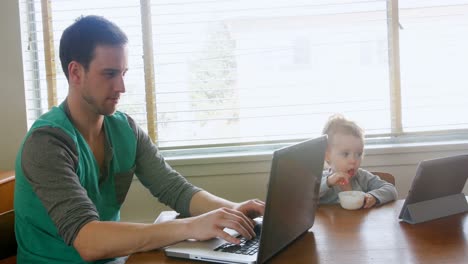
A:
[399,154,468,224]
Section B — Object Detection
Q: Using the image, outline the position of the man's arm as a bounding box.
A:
[74,196,263,261]
[72,116,264,261]
[126,115,201,217]
[73,218,191,261]
[189,190,237,216]
[126,115,264,219]
[23,120,264,261]
[21,128,193,260]
[74,190,264,261]
[21,128,100,245]
[360,169,398,204]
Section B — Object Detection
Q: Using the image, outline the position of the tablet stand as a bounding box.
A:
[400,193,468,224]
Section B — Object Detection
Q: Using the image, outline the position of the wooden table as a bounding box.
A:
[127,200,468,264]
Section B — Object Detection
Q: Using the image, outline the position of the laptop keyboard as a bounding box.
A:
[214,223,262,255]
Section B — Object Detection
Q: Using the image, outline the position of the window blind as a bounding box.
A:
[149,0,392,147]
[19,0,468,150]
[399,0,468,133]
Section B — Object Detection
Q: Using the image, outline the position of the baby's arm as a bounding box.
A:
[362,170,398,205]
[327,171,352,186]
[319,170,351,198]
[363,193,377,208]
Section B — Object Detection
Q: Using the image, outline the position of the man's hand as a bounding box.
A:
[185,199,264,244]
[188,192,265,244]
[186,207,256,244]
[232,199,265,219]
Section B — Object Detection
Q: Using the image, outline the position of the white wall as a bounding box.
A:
[0,2,467,225]
[0,0,27,170]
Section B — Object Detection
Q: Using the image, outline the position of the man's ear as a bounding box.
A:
[68,61,83,86]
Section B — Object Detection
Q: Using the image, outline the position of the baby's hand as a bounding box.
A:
[327,171,352,187]
[363,193,377,208]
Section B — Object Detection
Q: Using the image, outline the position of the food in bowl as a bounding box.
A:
[338,191,365,210]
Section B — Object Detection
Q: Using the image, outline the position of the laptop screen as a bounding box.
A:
[163,136,327,264]
[257,136,326,263]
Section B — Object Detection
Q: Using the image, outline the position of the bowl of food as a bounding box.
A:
[338,191,365,210]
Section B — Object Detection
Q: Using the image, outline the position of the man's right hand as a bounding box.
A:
[184,207,256,244]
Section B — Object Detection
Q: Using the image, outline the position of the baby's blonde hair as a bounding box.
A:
[322,114,364,145]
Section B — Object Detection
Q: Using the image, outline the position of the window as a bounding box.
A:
[399,0,468,132]
[19,0,468,152]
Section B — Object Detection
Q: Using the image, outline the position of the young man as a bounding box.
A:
[14,15,264,263]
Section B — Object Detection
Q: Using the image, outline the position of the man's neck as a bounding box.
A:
[66,97,104,142]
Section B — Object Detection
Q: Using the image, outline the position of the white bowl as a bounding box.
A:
[338,191,365,210]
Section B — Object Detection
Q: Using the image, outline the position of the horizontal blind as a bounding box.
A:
[20,0,48,126]
[21,0,468,150]
[399,0,468,132]
[150,0,391,148]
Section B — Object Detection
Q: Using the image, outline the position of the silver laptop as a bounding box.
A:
[399,154,468,224]
[164,135,327,264]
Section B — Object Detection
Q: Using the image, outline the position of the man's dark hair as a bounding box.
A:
[59,15,128,80]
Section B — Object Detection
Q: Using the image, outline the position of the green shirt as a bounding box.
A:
[15,102,200,263]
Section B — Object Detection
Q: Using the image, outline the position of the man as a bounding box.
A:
[14,15,264,263]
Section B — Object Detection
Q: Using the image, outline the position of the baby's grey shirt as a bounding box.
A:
[319,168,397,205]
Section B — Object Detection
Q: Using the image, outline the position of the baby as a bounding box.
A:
[319,114,397,208]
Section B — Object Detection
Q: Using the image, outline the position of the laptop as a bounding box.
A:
[399,154,468,224]
[164,135,327,264]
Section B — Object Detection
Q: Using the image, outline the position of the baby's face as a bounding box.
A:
[326,133,364,176]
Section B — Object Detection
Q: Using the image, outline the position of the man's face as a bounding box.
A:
[80,45,128,116]
[326,133,364,176]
